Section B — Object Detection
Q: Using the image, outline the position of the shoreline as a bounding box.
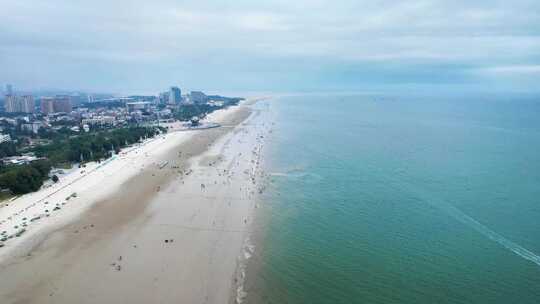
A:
[228,107,268,304]
[233,104,278,304]
[0,98,273,304]
[0,103,240,261]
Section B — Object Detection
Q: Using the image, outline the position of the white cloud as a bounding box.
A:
[475,65,540,76]
[234,12,290,31]
[0,0,539,91]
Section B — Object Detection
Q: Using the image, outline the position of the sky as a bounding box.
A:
[1,0,539,95]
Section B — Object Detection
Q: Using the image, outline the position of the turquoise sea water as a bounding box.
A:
[248,93,540,303]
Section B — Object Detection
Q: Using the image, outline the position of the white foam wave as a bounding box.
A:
[439,201,540,267]
[269,172,288,177]
[243,243,255,260]
[235,237,256,304]
[398,181,540,267]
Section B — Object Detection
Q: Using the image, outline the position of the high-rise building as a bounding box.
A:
[169,87,182,104]
[3,95,34,113]
[20,95,35,113]
[4,84,15,112]
[40,96,72,114]
[41,97,55,115]
[54,96,72,113]
[159,92,169,104]
[4,95,17,113]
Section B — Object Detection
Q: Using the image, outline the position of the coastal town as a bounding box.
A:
[0,84,242,197]
[0,84,273,303]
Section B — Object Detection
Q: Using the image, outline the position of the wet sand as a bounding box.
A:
[0,101,273,304]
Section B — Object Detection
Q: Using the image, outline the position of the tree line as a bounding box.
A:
[173,98,241,121]
[0,142,17,158]
[0,160,52,194]
[32,127,162,165]
[0,127,162,195]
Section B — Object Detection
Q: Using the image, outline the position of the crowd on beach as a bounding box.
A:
[0,100,276,304]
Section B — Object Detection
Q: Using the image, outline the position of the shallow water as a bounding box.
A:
[248,93,540,304]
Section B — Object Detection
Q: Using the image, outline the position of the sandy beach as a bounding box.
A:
[0,99,272,304]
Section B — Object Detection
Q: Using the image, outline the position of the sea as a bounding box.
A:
[246,92,540,304]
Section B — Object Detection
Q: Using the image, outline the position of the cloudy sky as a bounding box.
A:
[1,0,539,94]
